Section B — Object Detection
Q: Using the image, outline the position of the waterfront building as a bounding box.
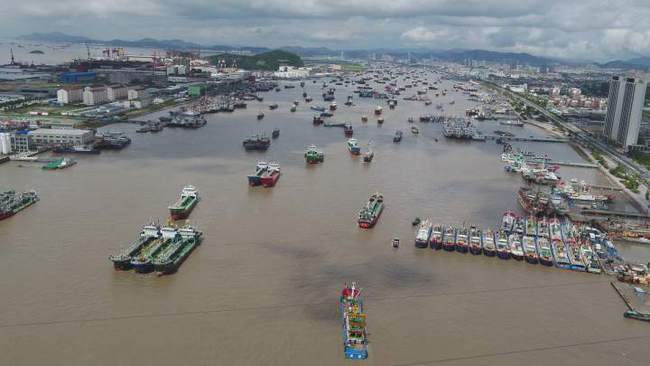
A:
[28,128,95,146]
[604,76,647,149]
[106,84,128,101]
[0,132,11,154]
[82,86,108,106]
[56,87,83,105]
[273,66,311,79]
[9,130,33,152]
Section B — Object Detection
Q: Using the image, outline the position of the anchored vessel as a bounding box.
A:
[455,227,469,253]
[358,193,384,229]
[242,135,271,151]
[260,162,281,187]
[340,283,368,360]
[469,227,483,255]
[347,138,361,155]
[0,190,39,221]
[483,229,497,257]
[415,219,433,248]
[42,157,76,170]
[442,226,456,251]
[304,145,325,164]
[168,185,199,220]
[152,225,203,275]
[109,224,161,271]
[248,161,268,186]
[430,224,443,249]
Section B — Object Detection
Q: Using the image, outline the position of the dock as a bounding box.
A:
[484,135,569,143]
[579,209,649,220]
[611,281,650,320]
[0,155,9,165]
[546,161,598,169]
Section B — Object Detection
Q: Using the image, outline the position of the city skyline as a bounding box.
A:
[3,1,650,62]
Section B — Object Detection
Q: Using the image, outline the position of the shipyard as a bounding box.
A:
[2,25,650,366]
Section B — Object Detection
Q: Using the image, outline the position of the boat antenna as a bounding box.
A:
[10,48,15,65]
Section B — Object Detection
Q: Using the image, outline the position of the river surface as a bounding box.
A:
[1,74,649,365]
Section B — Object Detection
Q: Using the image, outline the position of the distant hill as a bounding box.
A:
[209,50,303,71]
[599,57,650,70]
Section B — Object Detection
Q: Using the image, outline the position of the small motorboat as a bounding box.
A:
[392,237,400,248]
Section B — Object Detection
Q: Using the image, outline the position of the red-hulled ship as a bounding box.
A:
[260,162,281,187]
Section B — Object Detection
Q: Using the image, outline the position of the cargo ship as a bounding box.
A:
[455,227,469,253]
[496,230,510,259]
[469,227,482,255]
[442,226,456,251]
[304,145,325,164]
[522,235,538,264]
[109,224,161,270]
[130,226,177,273]
[358,193,384,229]
[347,138,361,155]
[340,283,368,360]
[152,225,203,275]
[0,190,39,221]
[168,185,199,220]
[260,162,281,187]
[482,229,497,257]
[243,135,271,151]
[248,161,268,186]
[430,224,443,249]
[414,219,432,248]
[42,157,76,170]
[536,236,554,266]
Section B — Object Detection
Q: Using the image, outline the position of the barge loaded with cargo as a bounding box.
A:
[357,193,384,228]
[0,190,39,221]
[168,185,199,220]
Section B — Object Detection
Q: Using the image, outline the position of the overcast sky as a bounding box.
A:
[1,0,649,61]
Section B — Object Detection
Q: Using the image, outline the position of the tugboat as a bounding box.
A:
[442,226,456,251]
[415,219,433,248]
[247,161,268,186]
[243,135,271,151]
[482,229,497,257]
[347,138,361,155]
[344,123,353,137]
[340,283,368,360]
[357,193,384,229]
[168,185,200,220]
[304,145,325,164]
[469,227,483,255]
[272,128,280,139]
[42,157,76,170]
[430,224,443,249]
[393,130,403,143]
[260,162,281,187]
[455,227,469,253]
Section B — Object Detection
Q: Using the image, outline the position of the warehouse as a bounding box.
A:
[29,128,95,146]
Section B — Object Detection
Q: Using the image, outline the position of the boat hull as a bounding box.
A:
[483,248,496,257]
[430,239,442,250]
[469,245,482,255]
[497,250,510,259]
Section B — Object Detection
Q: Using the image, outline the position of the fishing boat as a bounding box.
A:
[269,103,278,110]
[361,115,368,122]
[247,161,268,186]
[313,115,323,125]
[550,218,571,269]
[536,236,554,266]
[525,216,537,236]
[260,162,281,187]
[430,224,443,250]
[304,145,325,164]
[339,283,368,360]
[330,102,337,111]
[152,225,203,275]
[311,105,326,112]
[455,227,469,253]
[581,244,602,274]
[482,229,497,257]
[374,106,383,115]
[411,126,419,135]
[168,185,200,220]
[442,226,456,251]
[377,117,384,124]
[272,128,280,138]
[393,130,403,143]
[347,138,361,155]
[496,230,510,259]
[414,219,432,248]
[522,235,539,264]
[257,111,265,120]
[357,193,384,229]
[469,227,482,255]
[509,234,524,261]
[501,211,517,233]
[362,144,374,163]
[109,224,161,271]
[344,123,353,137]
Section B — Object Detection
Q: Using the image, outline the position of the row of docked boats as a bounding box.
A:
[109,223,203,275]
[247,161,281,187]
[109,185,203,275]
[413,213,603,273]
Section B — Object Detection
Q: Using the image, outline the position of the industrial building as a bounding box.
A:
[9,130,33,153]
[603,76,647,149]
[56,87,83,105]
[28,128,95,146]
[83,86,109,106]
[106,84,128,101]
[59,72,97,83]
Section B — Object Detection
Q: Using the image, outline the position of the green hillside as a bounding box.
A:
[209,50,303,71]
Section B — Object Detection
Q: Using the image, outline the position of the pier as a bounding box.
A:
[546,161,598,169]
[484,135,569,143]
[577,209,649,220]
